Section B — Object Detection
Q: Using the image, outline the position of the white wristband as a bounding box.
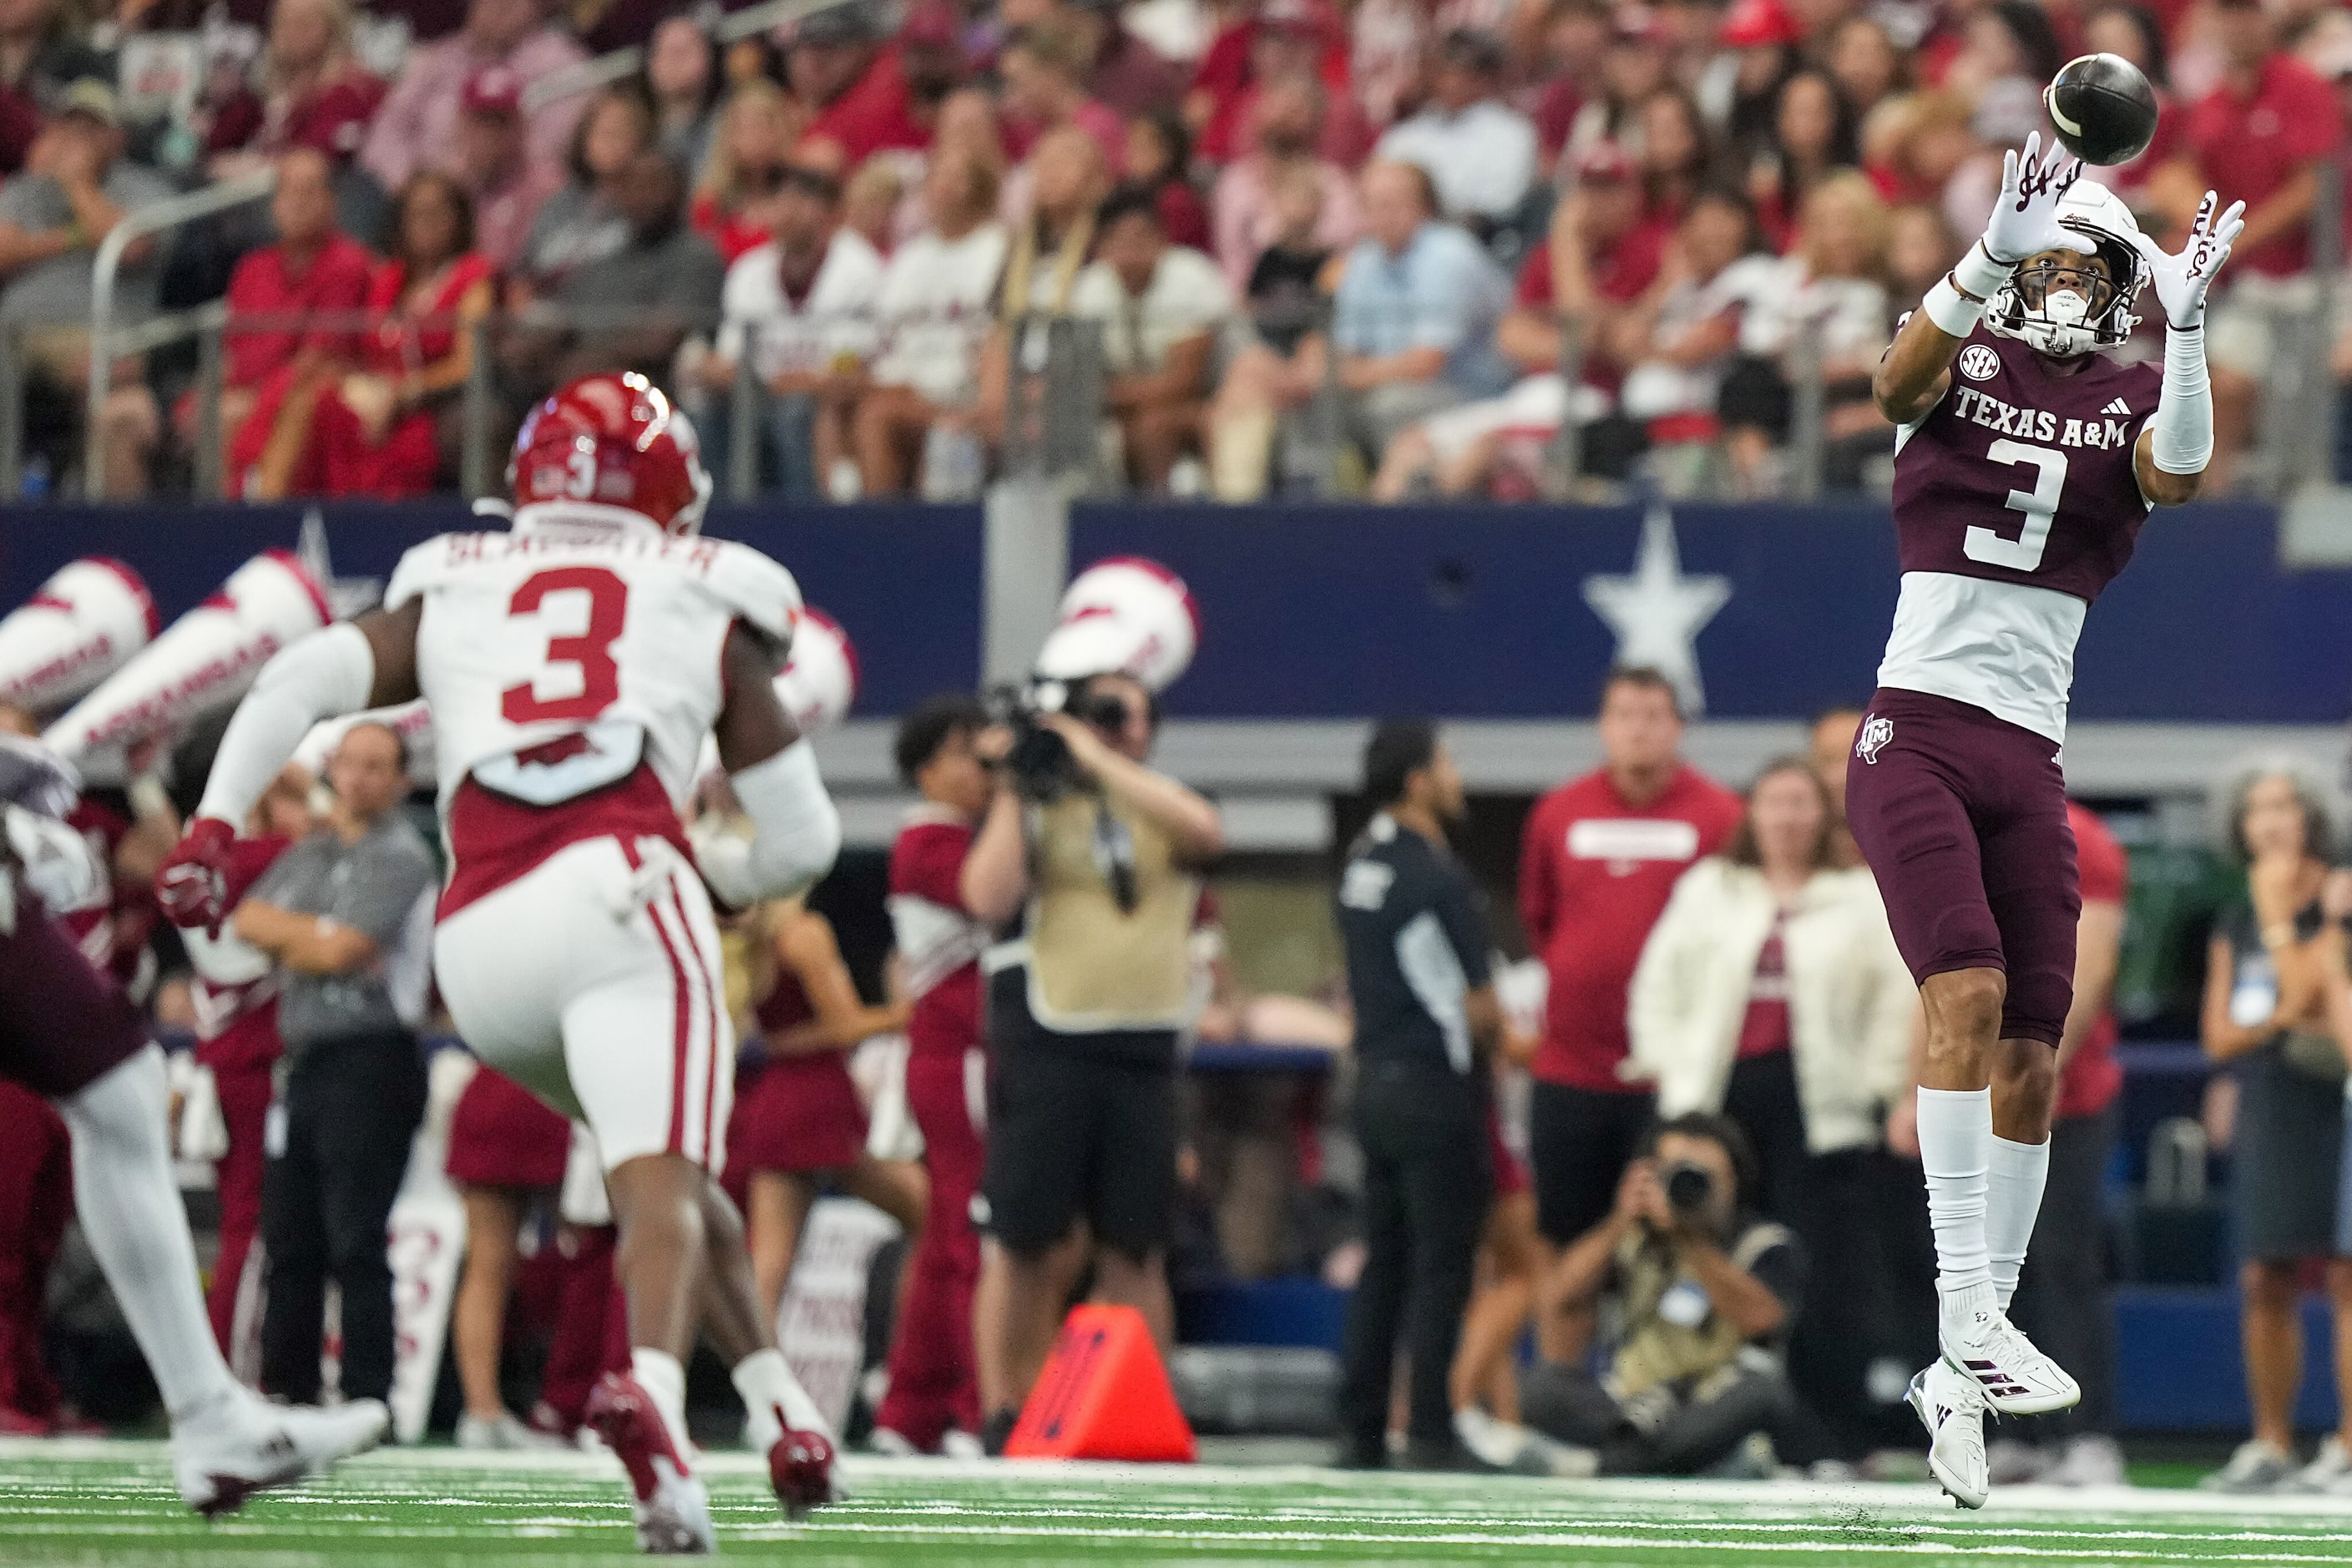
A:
[2149,323,2213,477]
[1922,276,1984,337]
[1953,240,2013,301]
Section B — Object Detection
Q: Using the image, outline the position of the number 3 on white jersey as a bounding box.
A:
[1966,439,2067,572]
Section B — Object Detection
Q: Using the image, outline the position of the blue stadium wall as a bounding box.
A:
[8,497,2345,723]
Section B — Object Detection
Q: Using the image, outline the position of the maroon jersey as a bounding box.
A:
[1879,327,2163,743]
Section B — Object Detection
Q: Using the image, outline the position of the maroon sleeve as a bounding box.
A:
[291,74,387,160]
[205,89,264,155]
[2277,62,2344,164]
[0,83,38,176]
[891,821,973,908]
[1517,792,1558,948]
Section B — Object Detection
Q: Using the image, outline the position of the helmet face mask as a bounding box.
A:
[1983,179,2147,360]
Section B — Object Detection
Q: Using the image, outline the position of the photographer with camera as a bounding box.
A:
[961,648,1224,1452]
[1520,1113,1804,1476]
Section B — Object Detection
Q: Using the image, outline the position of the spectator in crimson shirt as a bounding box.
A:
[210,148,375,481]
[2169,0,2342,489]
[871,695,998,1456]
[789,5,931,164]
[1516,665,1741,1359]
[1189,0,1369,169]
[203,0,387,177]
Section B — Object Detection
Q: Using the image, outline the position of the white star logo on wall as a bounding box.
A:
[295,508,384,620]
[1581,504,1732,716]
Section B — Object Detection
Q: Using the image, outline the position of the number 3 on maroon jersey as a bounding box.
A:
[500,565,629,723]
[1965,440,2068,573]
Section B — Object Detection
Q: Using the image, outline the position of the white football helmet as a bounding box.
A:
[1985,178,2148,358]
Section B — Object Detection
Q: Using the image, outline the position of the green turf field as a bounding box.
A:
[3,1441,2349,1565]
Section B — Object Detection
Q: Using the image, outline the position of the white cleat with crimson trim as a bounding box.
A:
[585,1373,715,1555]
[170,1391,389,1517]
[1940,1281,2081,1416]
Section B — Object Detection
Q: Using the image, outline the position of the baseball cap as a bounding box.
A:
[57,78,118,128]
[460,64,524,117]
[1720,0,1800,48]
[1573,140,1637,183]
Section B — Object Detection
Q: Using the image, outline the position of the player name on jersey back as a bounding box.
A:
[387,524,801,812]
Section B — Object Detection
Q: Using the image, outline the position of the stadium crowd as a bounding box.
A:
[1,0,2348,499]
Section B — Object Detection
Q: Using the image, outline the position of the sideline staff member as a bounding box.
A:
[961,672,1225,1452]
[233,721,436,1407]
[1336,720,1507,1470]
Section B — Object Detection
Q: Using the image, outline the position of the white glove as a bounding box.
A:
[1981,131,2082,266]
[2132,190,2247,330]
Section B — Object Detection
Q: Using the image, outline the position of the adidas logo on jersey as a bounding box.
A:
[2102,397,2131,416]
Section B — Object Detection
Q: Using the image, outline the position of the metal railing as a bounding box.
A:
[86,166,277,498]
[13,291,1870,504]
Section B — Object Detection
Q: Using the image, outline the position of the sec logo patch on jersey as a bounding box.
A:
[1958,345,2001,382]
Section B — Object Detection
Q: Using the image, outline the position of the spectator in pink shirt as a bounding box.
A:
[1210,71,1363,291]
[998,19,1125,170]
[448,64,560,272]
[360,0,588,195]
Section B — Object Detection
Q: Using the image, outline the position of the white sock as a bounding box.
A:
[631,1348,693,1460]
[1915,1086,1994,1302]
[1986,1133,2051,1312]
[734,1347,832,1453]
[55,1045,240,1425]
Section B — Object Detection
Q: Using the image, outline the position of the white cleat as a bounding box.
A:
[1940,1283,2081,1416]
[585,1373,715,1555]
[170,1393,389,1517]
[1909,1361,1989,1510]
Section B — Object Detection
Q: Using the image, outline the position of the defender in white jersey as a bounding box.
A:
[1851,138,2240,1510]
[159,374,844,1554]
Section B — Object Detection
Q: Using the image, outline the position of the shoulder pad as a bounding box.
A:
[697,540,802,665]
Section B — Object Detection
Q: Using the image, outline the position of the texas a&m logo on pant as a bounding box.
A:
[1855,715,1894,765]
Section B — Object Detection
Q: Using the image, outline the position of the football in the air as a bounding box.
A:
[2043,53,2160,167]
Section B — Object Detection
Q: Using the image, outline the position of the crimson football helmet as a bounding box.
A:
[508,372,713,536]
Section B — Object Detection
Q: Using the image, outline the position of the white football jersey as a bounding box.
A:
[385,519,800,812]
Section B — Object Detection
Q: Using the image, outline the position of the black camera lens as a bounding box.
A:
[1663,1161,1712,1214]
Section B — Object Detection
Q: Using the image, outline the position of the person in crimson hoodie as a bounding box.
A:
[181,763,316,1358]
[1517,665,1741,1359]
[0,1076,69,1432]
[870,695,995,1457]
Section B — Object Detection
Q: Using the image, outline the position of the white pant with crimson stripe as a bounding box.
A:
[434,835,734,1175]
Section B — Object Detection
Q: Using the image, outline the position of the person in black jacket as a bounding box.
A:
[1333,718,1508,1469]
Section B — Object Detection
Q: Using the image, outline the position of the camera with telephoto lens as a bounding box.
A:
[984,678,1130,802]
[1662,1161,1715,1217]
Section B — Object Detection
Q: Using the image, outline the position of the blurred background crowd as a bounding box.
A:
[3,0,2349,503]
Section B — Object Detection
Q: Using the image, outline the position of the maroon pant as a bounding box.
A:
[0,1080,69,1422]
[1844,686,2080,1046]
[205,1059,274,1355]
[873,1048,985,1449]
[0,893,146,1100]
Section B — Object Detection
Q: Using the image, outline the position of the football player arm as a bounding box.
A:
[696,622,842,908]
[191,601,422,832]
[1871,308,1959,426]
[2054,896,2123,1072]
